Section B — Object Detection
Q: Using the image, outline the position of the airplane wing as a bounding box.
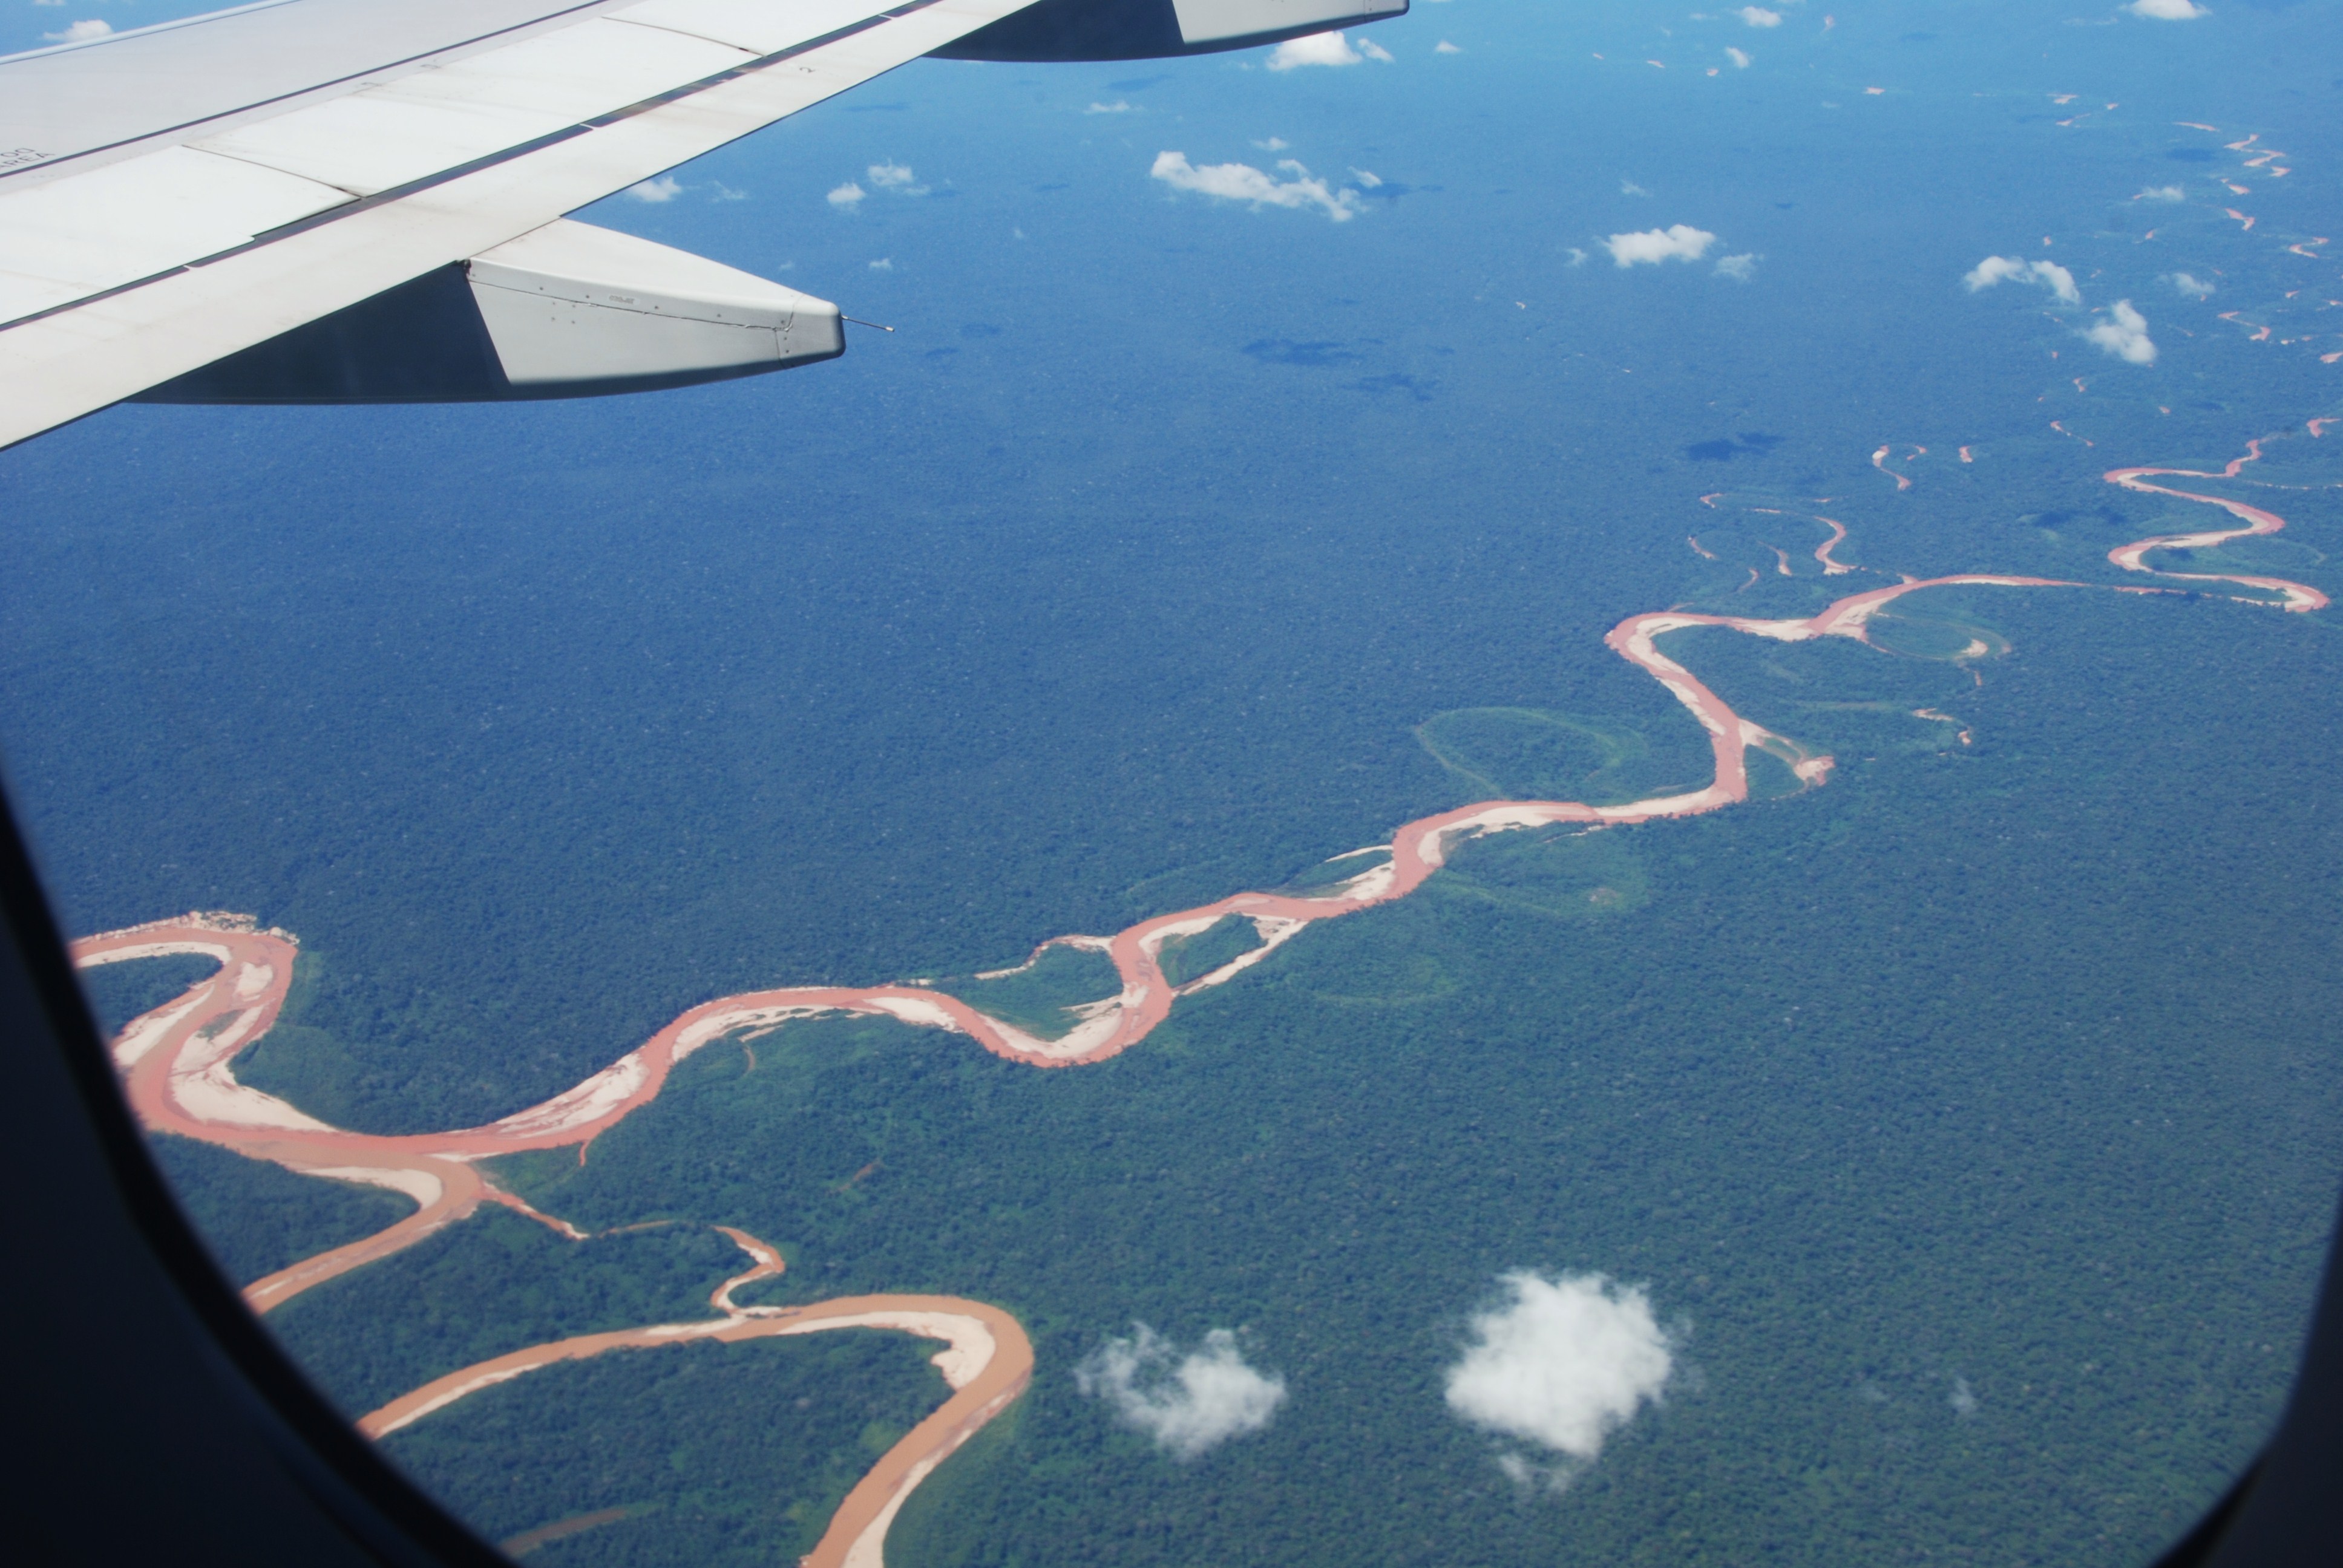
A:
[0,0,1404,449]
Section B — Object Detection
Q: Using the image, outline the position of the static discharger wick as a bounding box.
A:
[842,316,895,332]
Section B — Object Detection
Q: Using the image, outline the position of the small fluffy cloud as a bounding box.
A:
[1078,1326,1287,1460]
[1087,100,1135,114]
[827,182,865,207]
[1963,255,2033,292]
[1736,6,1783,25]
[1446,1272,1675,1479]
[868,257,893,270]
[1436,40,1461,54]
[1606,224,1719,266]
[44,18,111,41]
[2128,0,2207,17]
[2023,260,2079,303]
[2169,271,2214,297]
[868,162,928,194]
[1726,46,1753,67]
[1152,151,1362,221]
[2084,299,2157,363]
[626,175,683,203]
[2136,184,2186,201]
[1268,30,1389,70]
[1715,252,1761,280]
[1963,255,2080,304]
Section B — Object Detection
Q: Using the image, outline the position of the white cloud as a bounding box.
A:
[1435,40,1461,53]
[2084,299,2157,363]
[2169,271,2214,297]
[1962,255,2080,304]
[1949,1377,1979,1418]
[1962,255,2030,290]
[626,175,683,203]
[1254,137,1289,151]
[1078,1326,1287,1460]
[1151,150,1362,221]
[2136,184,2186,201]
[1445,1272,1675,1478]
[1621,178,1650,196]
[1605,224,1719,266]
[44,18,111,41]
[1565,247,1589,266]
[710,182,748,202]
[1350,167,1383,188]
[2128,0,2207,17]
[827,182,865,207]
[1726,46,1752,67]
[1087,100,1135,114]
[1268,30,1386,70]
[2024,260,2080,304]
[1715,252,1761,280]
[867,162,928,195]
[1736,5,1783,26]
[868,257,894,270]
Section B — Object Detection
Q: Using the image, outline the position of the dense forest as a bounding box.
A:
[16,5,2338,1141]
[149,1134,415,1289]
[381,1331,950,1566]
[79,951,221,1037]
[238,587,2343,1568]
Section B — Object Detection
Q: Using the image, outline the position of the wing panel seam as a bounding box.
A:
[0,0,620,187]
[188,144,369,201]
[0,0,954,335]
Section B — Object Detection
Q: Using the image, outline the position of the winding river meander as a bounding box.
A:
[72,433,2332,1565]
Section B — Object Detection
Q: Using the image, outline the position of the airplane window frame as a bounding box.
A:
[0,795,512,1568]
[4,4,2341,1564]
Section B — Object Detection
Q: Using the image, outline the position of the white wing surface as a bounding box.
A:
[0,0,1041,446]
